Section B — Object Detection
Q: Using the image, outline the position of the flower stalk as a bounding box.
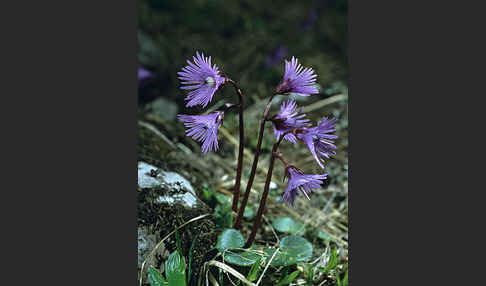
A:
[244,135,285,248]
[227,79,245,212]
[176,53,335,245]
[233,93,276,229]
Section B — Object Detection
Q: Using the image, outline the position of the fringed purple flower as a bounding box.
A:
[271,100,310,143]
[275,57,319,96]
[177,111,224,154]
[296,117,338,169]
[177,51,226,108]
[282,166,327,207]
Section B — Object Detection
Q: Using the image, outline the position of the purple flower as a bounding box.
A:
[138,66,152,81]
[264,45,288,68]
[282,166,327,207]
[177,51,226,108]
[271,100,310,143]
[177,111,224,154]
[296,117,338,169]
[275,57,319,96]
[138,66,153,87]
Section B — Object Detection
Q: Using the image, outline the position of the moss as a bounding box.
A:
[138,184,217,285]
[138,122,220,284]
[137,123,175,170]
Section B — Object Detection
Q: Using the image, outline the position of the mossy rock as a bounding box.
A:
[138,161,217,286]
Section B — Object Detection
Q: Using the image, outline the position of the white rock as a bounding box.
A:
[138,161,198,208]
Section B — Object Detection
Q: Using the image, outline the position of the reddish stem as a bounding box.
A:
[244,137,284,247]
[273,151,290,168]
[233,94,276,229]
[227,79,245,212]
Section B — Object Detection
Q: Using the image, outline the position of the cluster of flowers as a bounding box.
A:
[177,52,337,207]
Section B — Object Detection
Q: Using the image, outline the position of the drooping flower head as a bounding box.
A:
[271,100,310,143]
[177,111,224,154]
[275,57,319,96]
[296,117,338,169]
[177,51,226,108]
[282,166,327,207]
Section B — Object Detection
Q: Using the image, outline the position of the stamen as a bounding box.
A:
[205,76,215,86]
[300,187,311,200]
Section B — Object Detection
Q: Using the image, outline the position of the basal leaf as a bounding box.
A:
[165,251,186,286]
[223,250,260,266]
[148,266,168,286]
[264,235,313,267]
[272,217,305,235]
[216,229,244,252]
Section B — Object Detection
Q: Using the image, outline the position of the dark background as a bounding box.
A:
[137,0,347,107]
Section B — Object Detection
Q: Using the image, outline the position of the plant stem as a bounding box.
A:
[273,151,290,168]
[227,79,245,213]
[244,138,283,248]
[233,94,276,229]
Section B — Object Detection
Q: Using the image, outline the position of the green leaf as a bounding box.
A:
[264,235,313,267]
[148,266,168,286]
[216,229,244,252]
[306,264,314,284]
[247,257,262,281]
[223,250,261,266]
[175,230,183,256]
[214,193,231,205]
[317,231,330,241]
[243,207,255,219]
[214,204,233,228]
[263,248,287,267]
[187,232,199,286]
[336,270,343,286]
[201,186,213,201]
[272,217,305,235]
[165,251,187,286]
[276,270,300,286]
[339,270,348,286]
[324,247,339,274]
[218,268,224,286]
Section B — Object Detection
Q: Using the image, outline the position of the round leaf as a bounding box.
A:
[272,217,305,234]
[263,248,289,267]
[264,235,313,266]
[216,229,244,252]
[223,250,261,266]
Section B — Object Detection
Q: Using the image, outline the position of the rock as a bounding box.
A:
[138,226,168,269]
[137,161,217,285]
[138,161,198,208]
[137,119,221,187]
